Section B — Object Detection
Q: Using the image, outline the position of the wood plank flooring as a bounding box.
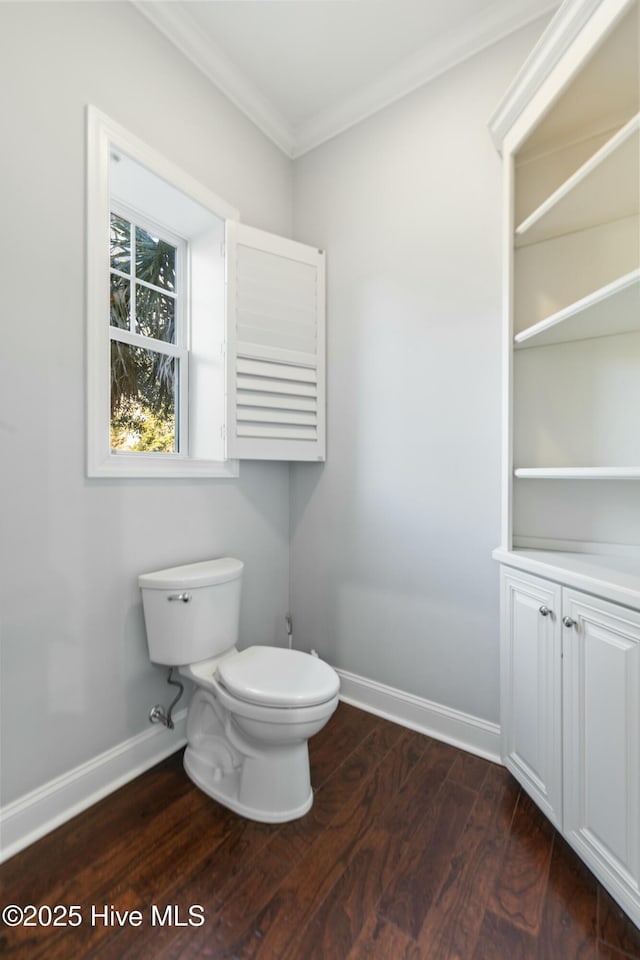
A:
[1,703,639,959]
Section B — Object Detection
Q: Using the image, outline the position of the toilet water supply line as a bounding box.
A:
[150,615,317,728]
[148,668,184,729]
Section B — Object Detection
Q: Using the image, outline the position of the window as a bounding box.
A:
[87,107,326,478]
[109,207,185,455]
[87,107,239,478]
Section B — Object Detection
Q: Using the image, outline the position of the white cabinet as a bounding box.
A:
[500,565,640,927]
[500,567,562,828]
[562,589,640,915]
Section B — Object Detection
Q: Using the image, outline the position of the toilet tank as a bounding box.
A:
[138,558,243,666]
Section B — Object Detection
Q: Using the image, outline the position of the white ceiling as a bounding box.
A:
[133,0,560,158]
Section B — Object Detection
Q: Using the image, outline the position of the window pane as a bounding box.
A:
[110,274,130,329]
[135,225,176,291]
[135,283,176,342]
[110,341,177,453]
[110,214,130,273]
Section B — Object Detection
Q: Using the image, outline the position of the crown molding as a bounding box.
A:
[132,0,560,160]
[294,0,560,157]
[131,0,297,157]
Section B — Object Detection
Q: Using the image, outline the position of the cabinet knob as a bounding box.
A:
[539,606,551,617]
[562,616,576,628]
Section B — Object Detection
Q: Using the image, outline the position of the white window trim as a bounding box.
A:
[86,105,240,479]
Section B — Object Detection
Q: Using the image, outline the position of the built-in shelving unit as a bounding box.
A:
[502,0,640,522]
[490,1,640,929]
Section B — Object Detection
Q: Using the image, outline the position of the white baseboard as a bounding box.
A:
[336,669,502,764]
[0,710,187,864]
[0,674,502,863]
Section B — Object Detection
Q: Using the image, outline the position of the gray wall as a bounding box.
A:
[290,22,548,724]
[0,1,293,805]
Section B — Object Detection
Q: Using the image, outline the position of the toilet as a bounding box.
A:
[138,557,340,822]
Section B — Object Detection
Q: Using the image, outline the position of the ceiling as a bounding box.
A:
[132,0,560,158]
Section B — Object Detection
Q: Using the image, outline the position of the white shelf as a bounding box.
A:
[515,467,640,479]
[515,113,640,247]
[515,269,640,348]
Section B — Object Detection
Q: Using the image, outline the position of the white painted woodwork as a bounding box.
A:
[493,0,640,930]
[134,0,559,160]
[514,467,640,479]
[515,125,619,227]
[514,215,640,335]
[489,0,637,152]
[511,1,638,161]
[562,590,640,913]
[496,0,640,545]
[494,547,640,609]
[500,567,563,827]
[86,106,239,479]
[515,113,640,245]
[88,109,326,473]
[514,269,640,348]
[225,221,326,461]
[498,562,640,927]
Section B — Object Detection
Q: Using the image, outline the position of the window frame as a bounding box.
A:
[86,106,239,479]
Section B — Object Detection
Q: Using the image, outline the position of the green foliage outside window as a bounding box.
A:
[109,213,179,453]
[110,397,176,453]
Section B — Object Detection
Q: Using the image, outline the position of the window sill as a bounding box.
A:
[88,454,239,479]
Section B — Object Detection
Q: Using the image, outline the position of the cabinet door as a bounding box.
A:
[500,567,563,828]
[562,589,640,920]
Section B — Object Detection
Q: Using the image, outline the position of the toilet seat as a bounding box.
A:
[217,646,339,708]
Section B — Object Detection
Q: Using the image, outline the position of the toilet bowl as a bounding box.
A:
[182,647,339,820]
[139,558,340,822]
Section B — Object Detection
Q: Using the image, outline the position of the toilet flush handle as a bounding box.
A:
[167,592,192,603]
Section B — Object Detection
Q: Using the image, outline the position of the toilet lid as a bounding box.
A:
[217,646,339,707]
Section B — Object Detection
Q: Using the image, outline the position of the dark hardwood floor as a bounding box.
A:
[1,703,639,959]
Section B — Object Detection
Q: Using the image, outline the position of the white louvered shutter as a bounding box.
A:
[225,221,326,461]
